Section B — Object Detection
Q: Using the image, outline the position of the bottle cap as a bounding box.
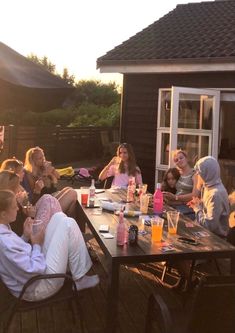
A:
[156,183,161,190]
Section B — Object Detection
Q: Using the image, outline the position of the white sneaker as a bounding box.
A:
[75,274,99,291]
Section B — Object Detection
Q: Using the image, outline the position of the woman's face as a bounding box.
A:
[166,172,177,189]
[33,151,45,168]
[3,197,18,223]
[119,147,129,162]
[174,152,188,170]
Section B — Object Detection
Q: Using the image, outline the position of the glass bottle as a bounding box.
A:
[153,183,163,215]
[117,210,127,246]
[89,179,96,207]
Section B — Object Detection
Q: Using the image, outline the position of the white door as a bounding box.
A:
[155,86,220,186]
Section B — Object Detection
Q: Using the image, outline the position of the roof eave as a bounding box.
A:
[97,56,235,68]
[98,59,235,74]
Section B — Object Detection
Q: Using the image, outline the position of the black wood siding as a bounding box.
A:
[121,71,235,192]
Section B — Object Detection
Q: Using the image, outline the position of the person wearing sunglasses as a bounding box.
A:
[99,143,143,188]
[163,149,198,218]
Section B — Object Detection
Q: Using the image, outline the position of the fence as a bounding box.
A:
[0,125,119,165]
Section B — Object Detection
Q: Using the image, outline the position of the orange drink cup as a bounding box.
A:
[151,217,164,242]
[167,210,180,234]
[80,187,89,206]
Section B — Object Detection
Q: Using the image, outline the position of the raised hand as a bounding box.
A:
[23,217,34,239]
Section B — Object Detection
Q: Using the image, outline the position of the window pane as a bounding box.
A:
[178,93,213,130]
[177,134,209,166]
[160,91,171,127]
[160,133,170,165]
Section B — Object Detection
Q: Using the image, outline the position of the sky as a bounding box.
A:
[1,0,214,85]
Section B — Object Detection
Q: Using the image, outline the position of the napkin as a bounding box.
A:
[100,201,121,212]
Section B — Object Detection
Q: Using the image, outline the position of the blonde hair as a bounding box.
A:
[0,170,20,193]
[24,146,44,173]
[0,190,15,213]
[0,158,23,173]
[171,149,188,162]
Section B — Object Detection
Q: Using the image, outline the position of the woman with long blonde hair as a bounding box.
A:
[22,147,80,228]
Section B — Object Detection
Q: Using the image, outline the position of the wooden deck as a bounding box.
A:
[2,225,230,333]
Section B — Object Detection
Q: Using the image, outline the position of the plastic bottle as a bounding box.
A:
[116,209,127,246]
[153,183,163,215]
[89,179,96,207]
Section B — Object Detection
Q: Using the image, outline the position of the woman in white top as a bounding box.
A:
[99,143,143,188]
[0,190,99,301]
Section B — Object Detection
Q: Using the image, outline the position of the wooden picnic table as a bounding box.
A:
[76,188,235,333]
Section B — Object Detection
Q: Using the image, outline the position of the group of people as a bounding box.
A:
[0,142,233,301]
[100,144,231,241]
[0,147,99,301]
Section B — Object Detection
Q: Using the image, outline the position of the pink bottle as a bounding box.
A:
[116,210,127,246]
[153,183,163,215]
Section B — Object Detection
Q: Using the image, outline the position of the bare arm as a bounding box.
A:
[163,174,199,203]
[99,157,117,181]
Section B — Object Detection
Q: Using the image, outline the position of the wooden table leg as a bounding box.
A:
[105,260,120,333]
[230,253,235,274]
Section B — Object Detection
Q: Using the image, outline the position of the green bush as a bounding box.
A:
[70,102,120,127]
[0,108,75,126]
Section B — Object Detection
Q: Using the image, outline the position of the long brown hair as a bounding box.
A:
[117,143,139,176]
[0,190,15,212]
[161,167,180,193]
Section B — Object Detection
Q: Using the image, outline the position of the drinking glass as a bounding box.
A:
[140,193,150,214]
[138,184,148,196]
[167,210,180,234]
[32,219,44,234]
[151,216,164,242]
[80,187,89,206]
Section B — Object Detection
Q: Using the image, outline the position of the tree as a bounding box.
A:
[28,53,56,74]
[62,68,75,86]
[27,54,74,85]
[73,80,120,107]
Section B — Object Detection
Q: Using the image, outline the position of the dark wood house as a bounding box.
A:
[0,42,73,112]
[97,0,235,192]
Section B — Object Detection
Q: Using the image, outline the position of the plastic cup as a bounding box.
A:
[138,215,145,231]
[138,184,148,196]
[167,210,180,234]
[151,216,164,242]
[32,219,44,234]
[140,193,150,214]
[80,187,89,206]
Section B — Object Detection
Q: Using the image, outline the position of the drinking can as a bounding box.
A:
[128,225,138,245]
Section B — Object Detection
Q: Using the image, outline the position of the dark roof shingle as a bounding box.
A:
[97,1,235,67]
